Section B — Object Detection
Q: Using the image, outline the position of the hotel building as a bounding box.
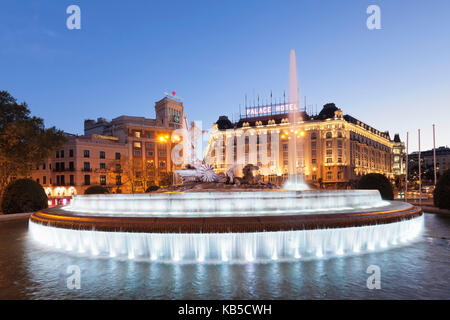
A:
[31,96,186,202]
[205,103,401,188]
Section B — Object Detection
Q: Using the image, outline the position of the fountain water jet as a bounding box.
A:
[284,49,309,191]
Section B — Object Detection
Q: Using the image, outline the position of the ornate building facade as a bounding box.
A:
[205,103,400,188]
[31,96,186,203]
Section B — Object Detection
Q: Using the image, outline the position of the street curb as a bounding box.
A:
[422,206,450,215]
[0,212,32,222]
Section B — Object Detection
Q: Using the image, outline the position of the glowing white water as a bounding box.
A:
[285,49,308,190]
[29,215,423,263]
[63,190,390,217]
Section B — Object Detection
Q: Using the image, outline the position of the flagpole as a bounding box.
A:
[433,124,437,185]
[405,132,408,202]
[418,129,422,206]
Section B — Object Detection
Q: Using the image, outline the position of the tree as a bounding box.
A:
[357,173,394,200]
[433,169,450,210]
[0,91,66,202]
[1,178,48,214]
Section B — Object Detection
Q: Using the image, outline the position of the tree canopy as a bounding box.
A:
[357,173,394,200]
[0,91,66,198]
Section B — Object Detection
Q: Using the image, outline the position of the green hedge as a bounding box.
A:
[145,185,160,192]
[357,173,394,200]
[1,179,48,214]
[434,169,450,209]
[84,185,109,195]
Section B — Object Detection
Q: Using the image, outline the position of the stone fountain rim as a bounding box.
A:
[30,202,422,234]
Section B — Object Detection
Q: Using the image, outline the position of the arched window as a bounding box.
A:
[326,132,332,139]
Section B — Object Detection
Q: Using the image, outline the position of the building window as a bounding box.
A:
[84,175,90,186]
[134,150,141,156]
[100,151,106,159]
[326,171,332,180]
[146,132,153,139]
[337,140,343,148]
[338,158,342,163]
[283,160,288,166]
[312,175,317,181]
[145,143,154,149]
[283,144,288,150]
[69,161,74,171]
[311,142,316,148]
[56,151,59,158]
[70,175,74,185]
[100,163,106,169]
[337,171,343,180]
[134,131,141,138]
[312,159,316,164]
[311,132,317,140]
[326,149,332,155]
[326,132,332,139]
[337,131,343,138]
[116,175,122,186]
[84,162,90,170]
[100,175,106,185]
[115,152,121,160]
[69,149,74,157]
[326,141,332,148]
[60,150,64,158]
[159,161,166,168]
[326,158,332,163]
[159,152,166,157]
[147,151,154,157]
[134,142,141,148]
[84,150,90,158]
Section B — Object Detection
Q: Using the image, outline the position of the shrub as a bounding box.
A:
[1,179,48,214]
[145,185,160,192]
[434,169,450,209]
[357,173,394,200]
[84,185,109,195]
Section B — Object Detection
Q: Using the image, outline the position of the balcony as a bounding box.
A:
[52,168,76,172]
[81,168,92,172]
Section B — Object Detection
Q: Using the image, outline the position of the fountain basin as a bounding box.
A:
[28,190,422,263]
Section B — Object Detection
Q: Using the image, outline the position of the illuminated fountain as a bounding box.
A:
[29,186,423,263]
[28,50,423,263]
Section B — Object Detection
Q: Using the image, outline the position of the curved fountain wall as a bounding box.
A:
[64,190,388,217]
[29,215,423,263]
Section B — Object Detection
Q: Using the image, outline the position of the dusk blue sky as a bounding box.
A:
[1,0,449,152]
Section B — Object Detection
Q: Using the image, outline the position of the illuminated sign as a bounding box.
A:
[245,103,298,118]
[92,134,120,141]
